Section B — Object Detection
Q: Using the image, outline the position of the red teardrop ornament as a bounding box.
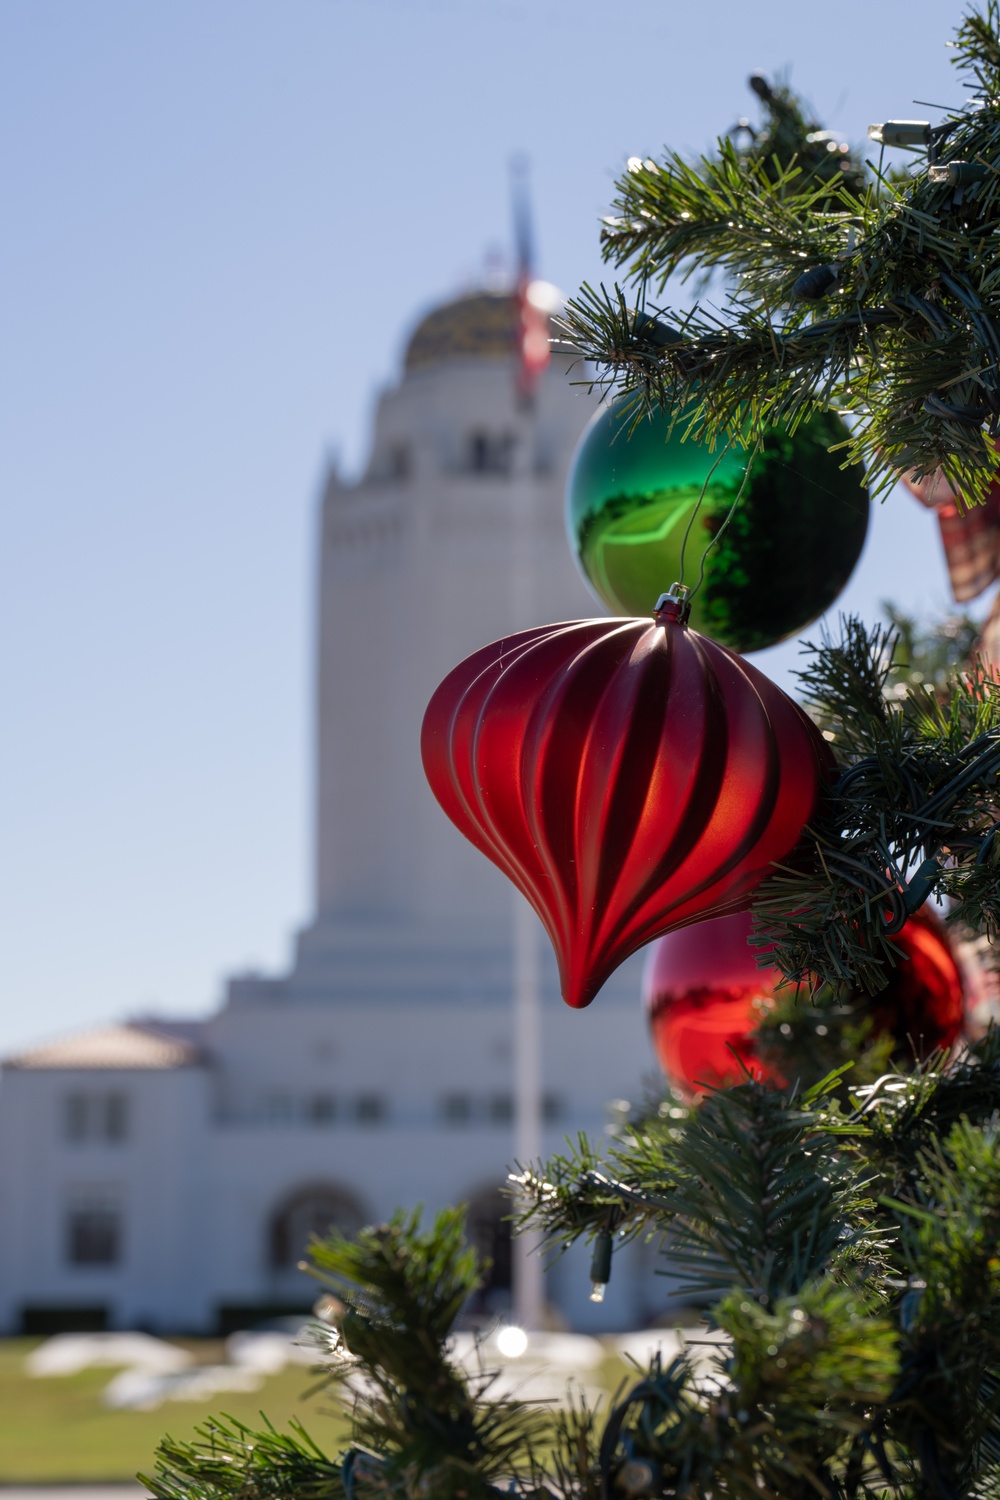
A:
[421,607,832,1009]
[644,905,965,1098]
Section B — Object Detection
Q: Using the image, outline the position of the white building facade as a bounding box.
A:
[0,289,665,1336]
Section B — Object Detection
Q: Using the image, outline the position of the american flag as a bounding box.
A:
[516,276,551,406]
[511,156,550,407]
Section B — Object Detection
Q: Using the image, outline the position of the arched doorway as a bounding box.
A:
[267,1183,368,1303]
[465,1184,512,1316]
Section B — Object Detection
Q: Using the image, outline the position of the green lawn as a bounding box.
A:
[0,1337,648,1484]
[0,1339,351,1483]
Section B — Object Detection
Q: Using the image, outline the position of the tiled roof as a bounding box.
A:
[5,1023,203,1071]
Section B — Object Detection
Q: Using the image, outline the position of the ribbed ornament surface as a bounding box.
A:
[421,612,832,1009]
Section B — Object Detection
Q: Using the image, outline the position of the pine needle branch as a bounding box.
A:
[141,1417,344,1500]
[749,616,1000,992]
[561,8,1000,497]
[876,1114,1000,1493]
[601,141,863,298]
[306,1209,546,1494]
[520,1080,879,1307]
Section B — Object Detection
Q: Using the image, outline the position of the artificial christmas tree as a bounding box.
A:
[145,10,1000,1500]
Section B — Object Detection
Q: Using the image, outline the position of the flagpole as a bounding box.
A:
[510,154,547,1333]
[511,893,545,1330]
[509,366,545,1334]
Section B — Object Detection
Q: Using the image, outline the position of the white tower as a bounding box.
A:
[298,287,617,989]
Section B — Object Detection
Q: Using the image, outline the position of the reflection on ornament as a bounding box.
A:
[565,401,869,652]
[643,905,965,1099]
[421,597,831,1010]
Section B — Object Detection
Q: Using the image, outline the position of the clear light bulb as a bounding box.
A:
[867,120,930,147]
[590,1281,607,1304]
[496,1324,528,1359]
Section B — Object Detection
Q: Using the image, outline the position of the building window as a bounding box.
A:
[466,1186,513,1309]
[63,1093,129,1144]
[263,1094,294,1123]
[65,1094,88,1142]
[105,1094,127,1141]
[388,443,410,480]
[438,1093,560,1127]
[307,1095,336,1124]
[66,1201,121,1267]
[442,1093,472,1126]
[355,1094,386,1125]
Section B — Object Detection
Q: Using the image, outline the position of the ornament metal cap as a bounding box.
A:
[654,583,691,626]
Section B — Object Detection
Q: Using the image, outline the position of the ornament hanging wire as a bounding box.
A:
[675,432,737,589]
[688,437,761,608]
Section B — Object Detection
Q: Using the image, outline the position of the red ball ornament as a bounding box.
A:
[643,909,786,1096]
[421,596,832,1010]
[879,905,965,1056]
[643,906,965,1098]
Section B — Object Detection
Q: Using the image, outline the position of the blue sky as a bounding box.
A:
[0,0,978,1053]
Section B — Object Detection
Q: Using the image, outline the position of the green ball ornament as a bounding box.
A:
[565,401,869,653]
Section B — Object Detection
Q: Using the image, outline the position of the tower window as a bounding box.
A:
[467,431,515,476]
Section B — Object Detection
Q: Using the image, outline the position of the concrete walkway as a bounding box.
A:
[0,1488,146,1500]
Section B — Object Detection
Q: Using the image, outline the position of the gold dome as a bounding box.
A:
[403,285,562,373]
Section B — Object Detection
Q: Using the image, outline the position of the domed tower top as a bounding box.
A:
[403,283,563,373]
